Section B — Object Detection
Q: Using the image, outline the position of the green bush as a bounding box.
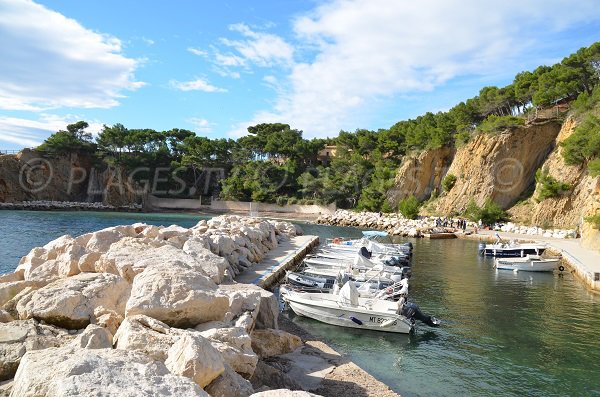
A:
[561,115,600,166]
[398,195,421,219]
[571,86,600,116]
[477,115,525,134]
[585,213,600,229]
[589,158,600,177]
[535,167,571,201]
[463,198,509,226]
[442,174,457,192]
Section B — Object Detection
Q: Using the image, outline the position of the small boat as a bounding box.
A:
[282,276,410,301]
[478,241,546,257]
[494,255,561,272]
[283,282,439,333]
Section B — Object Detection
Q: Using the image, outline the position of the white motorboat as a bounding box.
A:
[494,255,561,272]
[283,282,415,333]
[478,241,546,257]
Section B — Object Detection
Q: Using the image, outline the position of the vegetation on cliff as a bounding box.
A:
[34,42,600,213]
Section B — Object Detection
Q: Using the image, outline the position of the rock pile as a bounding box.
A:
[0,215,315,397]
[317,210,578,239]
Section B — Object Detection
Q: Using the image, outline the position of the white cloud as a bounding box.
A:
[0,114,102,148]
[214,23,294,69]
[229,0,600,138]
[170,78,226,93]
[188,117,214,133]
[0,0,144,111]
[187,47,207,57]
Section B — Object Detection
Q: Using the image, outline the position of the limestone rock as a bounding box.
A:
[165,333,225,388]
[0,281,39,307]
[0,310,13,323]
[126,266,229,328]
[249,361,303,393]
[205,364,254,397]
[17,272,131,329]
[113,315,180,362]
[219,283,279,330]
[157,224,191,240]
[250,329,302,358]
[200,327,258,377]
[183,238,229,284]
[0,319,72,381]
[11,346,208,397]
[69,324,113,349]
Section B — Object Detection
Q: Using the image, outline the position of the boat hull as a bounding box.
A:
[286,293,413,333]
[494,258,560,272]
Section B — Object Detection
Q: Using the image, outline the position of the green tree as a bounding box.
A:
[37,121,95,154]
[535,167,571,201]
[442,174,457,192]
[398,195,420,219]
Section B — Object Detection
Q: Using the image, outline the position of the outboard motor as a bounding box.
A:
[359,246,372,259]
[478,242,486,256]
[400,302,440,327]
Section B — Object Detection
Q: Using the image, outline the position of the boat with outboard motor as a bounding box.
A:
[478,241,546,257]
[494,255,562,272]
[327,231,413,255]
[282,281,439,333]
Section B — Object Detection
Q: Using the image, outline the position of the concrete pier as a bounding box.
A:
[235,235,319,289]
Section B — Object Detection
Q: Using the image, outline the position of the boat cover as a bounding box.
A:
[338,281,359,306]
[362,230,389,237]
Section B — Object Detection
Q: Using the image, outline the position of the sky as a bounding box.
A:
[1,0,600,150]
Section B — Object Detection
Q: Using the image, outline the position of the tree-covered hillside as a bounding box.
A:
[36,42,600,211]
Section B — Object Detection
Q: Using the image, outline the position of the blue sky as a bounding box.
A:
[1,0,600,149]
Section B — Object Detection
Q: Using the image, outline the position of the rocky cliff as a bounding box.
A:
[387,147,455,206]
[0,150,139,207]
[388,117,599,235]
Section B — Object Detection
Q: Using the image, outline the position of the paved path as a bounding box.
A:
[235,235,319,289]
[471,229,600,291]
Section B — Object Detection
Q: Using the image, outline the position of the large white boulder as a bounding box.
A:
[200,327,258,377]
[113,315,180,362]
[125,266,229,328]
[183,238,229,284]
[11,346,208,397]
[0,281,40,307]
[17,272,131,329]
[0,319,72,381]
[205,364,254,397]
[69,324,113,349]
[219,283,279,331]
[165,333,225,388]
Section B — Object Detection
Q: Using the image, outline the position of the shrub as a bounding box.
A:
[463,198,509,226]
[588,158,600,177]
[398,195,421,219]
[535,167,571,201]
[442,174,457,192]
[477,115,525,134]
[585,213,600,229]
[561,115,600,166]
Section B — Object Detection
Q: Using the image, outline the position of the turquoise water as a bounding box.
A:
[0,211,208,273]
[1,211,599,396]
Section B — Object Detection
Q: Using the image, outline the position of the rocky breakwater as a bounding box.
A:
[317,210,579,239]
[0,215,323,397]
[317,210,438,237]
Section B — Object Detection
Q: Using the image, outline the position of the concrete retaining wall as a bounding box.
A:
[147,196,206,210]
[210,200,336,215]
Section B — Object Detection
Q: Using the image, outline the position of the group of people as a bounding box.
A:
[434,217,468,231]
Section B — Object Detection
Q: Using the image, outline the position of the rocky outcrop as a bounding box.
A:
[0,149,140,207]
[0,215,313,395]
[509,117,600,229]
[433,121,561,213]
[388,147,455,206]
